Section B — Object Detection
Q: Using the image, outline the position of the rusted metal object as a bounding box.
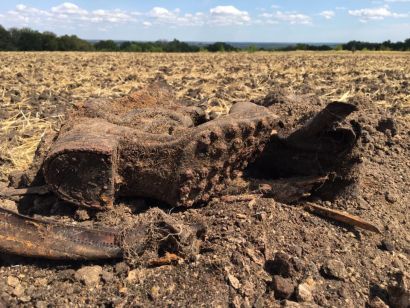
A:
[0,207,122,260]
[42,102,279,210]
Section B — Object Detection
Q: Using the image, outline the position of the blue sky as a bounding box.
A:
[0,1,409,42]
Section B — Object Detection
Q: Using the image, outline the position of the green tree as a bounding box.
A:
[41,31,58,51]
[94,40,118,51]
[57,35,93,51]
[127,44,143,52]
[335,44,343,51]
[0,25,14,50]
[16,28,43,50]
[206,42,237,52]
[245,45,258,53]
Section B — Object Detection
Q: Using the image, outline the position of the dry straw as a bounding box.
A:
[0,101,53,177]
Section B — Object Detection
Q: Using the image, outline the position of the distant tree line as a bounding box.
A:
[1,25,409,52]
[276,44,333,51]
[341,39,410,51]
[0,25,235,52]
[0,25,93,51]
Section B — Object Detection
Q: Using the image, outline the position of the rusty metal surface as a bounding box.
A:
[0,207,122,260]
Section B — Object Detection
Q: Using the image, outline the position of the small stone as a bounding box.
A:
[357,197,370,210]
[150,286,160,300]
[254,292,276,308]
[34,278,48,287]
[227,274,241,290]
[283,300,301,307]
[236,213,247,219]
[74,209,90,221]
[362,130,373,143]
[0,199,18,212]
[367,296,389,308]
[12,284,25,297]
[296,278,315,302]
[119,287,128,294]
[7,276,19,287]
[321,259,347,280]
[126,269,145,283]
[385,192,398,204]
[19,296,31,303]
[58,269,75,281]
[283,300,320,307]
[272,275,294,299]
[101,271,114,283]
[115,262,130,275]
[10,94,21,103]
[255,211,267,221]
[35,301,48,308]
[378,239,395,252]
[392,258,404,270]
[74,265,102,286]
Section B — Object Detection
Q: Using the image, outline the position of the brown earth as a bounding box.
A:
[0,52,409,307]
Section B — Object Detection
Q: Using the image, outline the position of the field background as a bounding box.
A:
[0,52,409,307]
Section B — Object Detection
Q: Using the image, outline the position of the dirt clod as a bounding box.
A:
[265,252,298,278]
[387,271,410,308]
[321,259,348,280]
[378,239,395,252]
[101,271,113,283]
[114,262,130,275]
[377,118,398,136]
[385,191,398,204]
[271,275,294,299]
[74,266,102,286]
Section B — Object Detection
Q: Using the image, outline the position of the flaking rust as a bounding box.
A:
[0,207,122,260]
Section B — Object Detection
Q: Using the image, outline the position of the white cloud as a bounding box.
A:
[385,0,410,2]
[145,5,251,27]
[16,4,27,11]
[259,8,312,25]
[319,10,335,19]
[0,3,315,30]
[51,2,87,15]
[147,7,204,26]
[149,7,174,19]
[209,5,251,25]
[12,4,51,17]
[89,9,135,23]
[3,3,137,27]
[348,5,408,22]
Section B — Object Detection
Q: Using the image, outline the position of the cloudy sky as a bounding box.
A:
[0,1,409,42]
